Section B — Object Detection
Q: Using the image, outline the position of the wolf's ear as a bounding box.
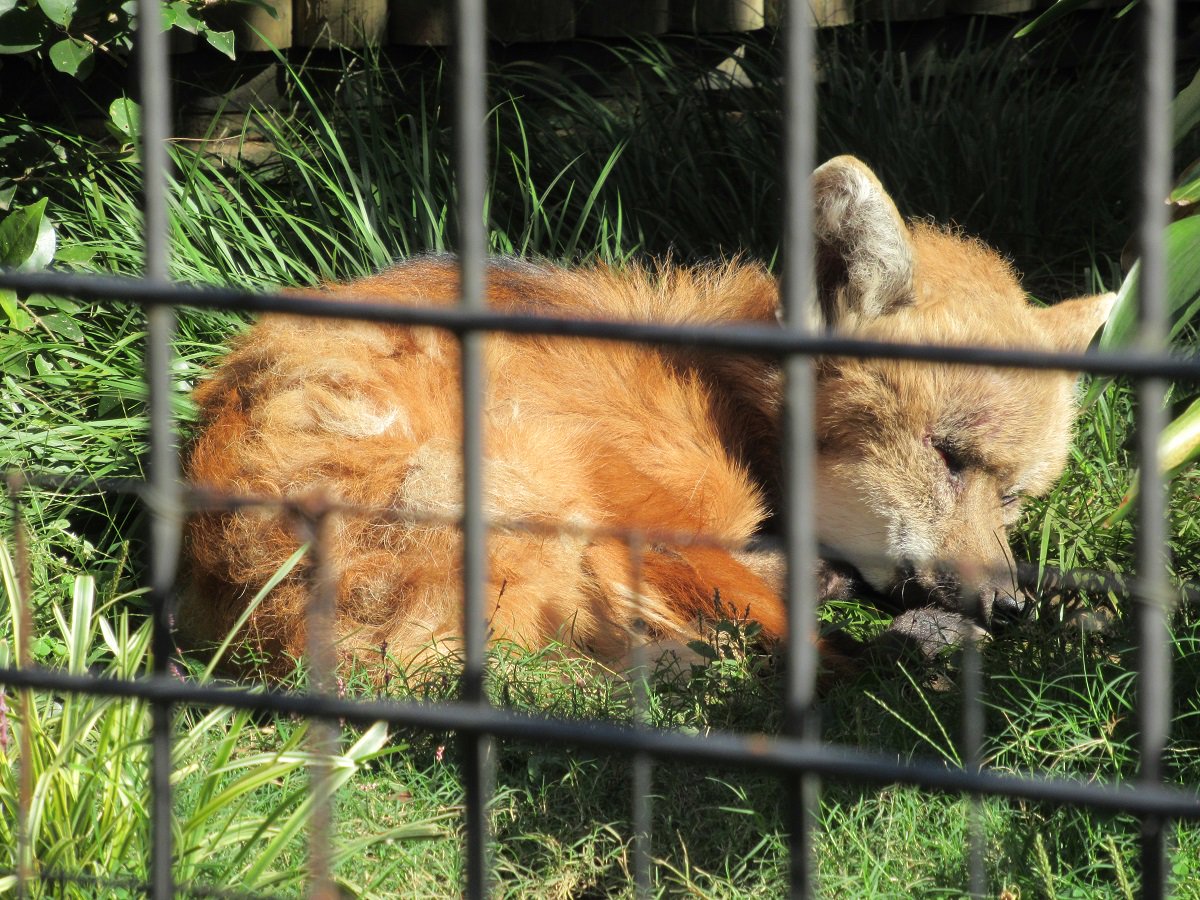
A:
[1036,292,1116,353]
[812,156,915,329]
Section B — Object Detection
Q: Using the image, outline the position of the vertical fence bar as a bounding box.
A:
[454,0,492,896]
[134,1,179,896]
[304,506,339,900]
[961,635,985,898]
[627,533,653,899]
[7,477,34,898]
[781,1,819,896]
[1134,0,1175,892]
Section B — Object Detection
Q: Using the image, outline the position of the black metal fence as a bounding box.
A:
[1,0,1198,896]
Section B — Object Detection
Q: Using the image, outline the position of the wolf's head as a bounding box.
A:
[809,156,1113,626]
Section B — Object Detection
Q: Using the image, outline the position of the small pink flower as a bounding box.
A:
[435,745,445,763]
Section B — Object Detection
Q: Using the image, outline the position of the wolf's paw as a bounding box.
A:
[870,607,987,667]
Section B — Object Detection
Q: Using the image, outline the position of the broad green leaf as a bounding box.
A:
[0,198,52,270]
[1173,66,1200,147]
[1160,396,1200,474]
[1,288,32,331]
[0,9,52,54]
[20,294,84,341]
[40,312,85,342]
[54,243,96,266]
[25,293,79,313]
[169,0,203,33]
[1084,187,1200,409]
[0,0,18,15]
[1108,397,1200,523]
[204,28,235,60]
[68,575,96,675]
[37,0,77,27]
[109,96,141,141]
[27,206,55,270]
[1171,158,1200,206]
[48,36,94,78]
[1097,215,1200,351]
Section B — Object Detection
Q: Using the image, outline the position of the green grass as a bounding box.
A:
[2,15,1199,898]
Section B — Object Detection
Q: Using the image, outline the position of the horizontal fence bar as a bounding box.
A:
[11,471,1200,608]
[0,270,1196,380]
[2,666,1198,820]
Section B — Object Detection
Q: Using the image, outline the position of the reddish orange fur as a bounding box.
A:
[183,258,800,673]
[181,156,1113,678]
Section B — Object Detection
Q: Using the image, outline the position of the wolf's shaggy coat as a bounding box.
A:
[181,157,1112,674]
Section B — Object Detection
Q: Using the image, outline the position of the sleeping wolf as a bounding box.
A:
[180,156,1112,674]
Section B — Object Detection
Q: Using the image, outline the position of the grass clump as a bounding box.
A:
[0,541,446,897]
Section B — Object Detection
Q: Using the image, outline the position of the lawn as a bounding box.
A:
[1,15,1198,898]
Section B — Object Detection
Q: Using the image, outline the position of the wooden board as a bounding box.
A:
[389,0,451,44]
[577,0,670,35]
[207,0,1132,53]
[670,0,766,32]
[222,0,294,51]
[295,0,388,47]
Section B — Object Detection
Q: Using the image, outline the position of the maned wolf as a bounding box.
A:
[180,156,1113,676]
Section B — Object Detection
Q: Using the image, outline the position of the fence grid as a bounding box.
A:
[0,0,1196,897]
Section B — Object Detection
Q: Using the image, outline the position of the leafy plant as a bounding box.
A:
[0,538,446,897]
[1019,0,1200,517]
[0,0,235,81]
[0,200,91,343]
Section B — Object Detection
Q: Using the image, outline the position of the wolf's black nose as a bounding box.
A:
[990,589,1028,627]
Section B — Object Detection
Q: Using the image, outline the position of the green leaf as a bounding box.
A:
[37,0,77,27]
[203,28,236,60]
[200,543,310,681]
[1173,66,1200,147]
[67,575,96,674]
[21,294,84,341]
[48,36,94,78]
[0,198,54,270]
[0,9,53,55]
[1014,0,1092,38]
[1170,158,1200,206]
[1098,215,1200,350]
[40,312,85,342]
[1107,396,1200,524]
[1,289,32,331]
[169,0,203,33]
[0,0,20,15]
[1160,396,1200,475]
[54,243,96,266]
[109,96,141,141]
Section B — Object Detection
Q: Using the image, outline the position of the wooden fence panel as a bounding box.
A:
[671,0,765,32]
[576,0,671,36]
[204,0,1128,51]
[295,0,388,47]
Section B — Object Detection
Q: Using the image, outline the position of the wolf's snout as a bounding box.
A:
[892,563,1028,631]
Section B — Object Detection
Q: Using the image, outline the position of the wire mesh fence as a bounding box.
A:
[1,0,1198,897]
